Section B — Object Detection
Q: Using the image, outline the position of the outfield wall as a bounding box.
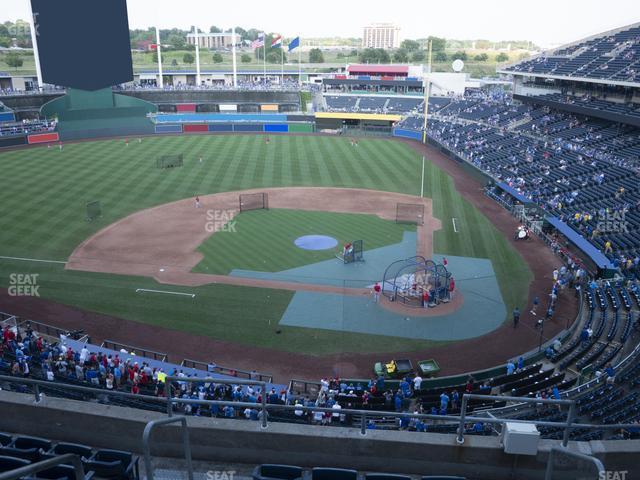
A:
[154,122,314,134]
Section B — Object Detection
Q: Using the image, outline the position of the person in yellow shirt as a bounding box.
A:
[604,240,613,254]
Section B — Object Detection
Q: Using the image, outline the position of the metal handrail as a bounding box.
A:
[544,446,605,480]
[143,417,193,480]
[0,453,85,480]
[457,393,576,447]
[180,358,273,383]
[2,375,640,442]
[101,340,168,362]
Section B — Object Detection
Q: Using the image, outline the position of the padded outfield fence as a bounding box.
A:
[395,203,424,225]
[239,192,269,212]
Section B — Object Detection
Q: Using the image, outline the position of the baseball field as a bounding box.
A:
[0,134,532,356]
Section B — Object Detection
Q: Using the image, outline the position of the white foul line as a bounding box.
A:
[452,218,459,233]
[420,156,425,198]
[0,255,67,265]
[135,288,195,298]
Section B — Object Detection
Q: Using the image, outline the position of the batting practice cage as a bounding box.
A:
[382,256,452,307]
[156,154,184,169]
[86,201,102,221]
[396,203,425,225]
[239,192,269,211]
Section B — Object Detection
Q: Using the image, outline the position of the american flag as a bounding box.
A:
[251,33,265,49]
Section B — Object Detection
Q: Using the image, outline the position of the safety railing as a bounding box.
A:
[181,358,273,383]
[0,453,85,480]
[2,375,639,444]
[143,417,193,480]
[101,339,168,362]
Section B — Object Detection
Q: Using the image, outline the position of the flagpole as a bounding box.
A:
[263,39,266,83]
[281,44,284,84]
[156,26,163,88]
[232,26,237,87]
[298,46,301,86]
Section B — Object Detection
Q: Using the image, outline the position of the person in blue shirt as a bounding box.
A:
[473,422,484,434]
[506,360,515,375]
[415,420,426,432]
[517,357,524,371]
[440,392,449,412]
[394,394,403,412]
[400,378,411,397]
[399,415,410,429]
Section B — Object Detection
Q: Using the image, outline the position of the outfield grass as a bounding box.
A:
[194,209,415,275]
[0,135,531,354]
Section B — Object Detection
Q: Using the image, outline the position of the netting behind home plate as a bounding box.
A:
[239,192,269,211]
[396,203,424,225]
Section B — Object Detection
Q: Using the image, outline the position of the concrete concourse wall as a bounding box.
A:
[2,391,638,479]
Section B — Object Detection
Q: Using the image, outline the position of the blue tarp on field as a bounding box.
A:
[545,216,614,269]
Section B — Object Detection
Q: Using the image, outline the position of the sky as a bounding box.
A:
[2,0,639,48]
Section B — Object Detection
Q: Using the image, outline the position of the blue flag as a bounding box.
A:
[288,36,300,52]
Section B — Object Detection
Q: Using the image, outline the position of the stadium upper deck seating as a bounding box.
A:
[505,24,640,83]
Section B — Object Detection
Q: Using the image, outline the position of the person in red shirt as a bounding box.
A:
[373,282,381,303]
[449,277,456,300]
[422,290,430,308]
[131,383,140,395]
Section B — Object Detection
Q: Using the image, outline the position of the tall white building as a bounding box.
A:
[187,32,240,49]
[362,23,401,49]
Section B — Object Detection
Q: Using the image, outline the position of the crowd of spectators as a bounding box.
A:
[0,118,56,137]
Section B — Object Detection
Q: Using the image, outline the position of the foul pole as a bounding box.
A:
[28,8,43,91]
[156,26,164,88]
[421,40,433,144]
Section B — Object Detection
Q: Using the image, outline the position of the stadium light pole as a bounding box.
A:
[232,27,238,88]
[421,40,432,144]
[156,27,164,88]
